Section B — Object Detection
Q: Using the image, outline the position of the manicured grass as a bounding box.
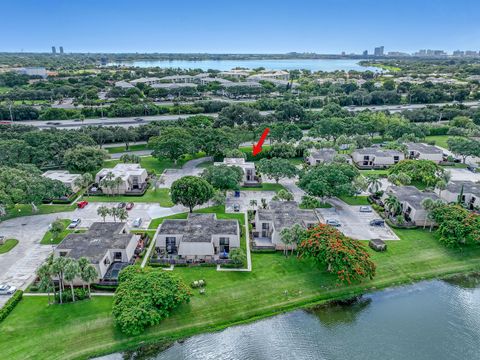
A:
[84,188,173,207]
[425,135,451,149]
[0,239,19,254]
[359,169,389,177]
[3,228,480,359]
[338,195,370,206]
[105,144,149,154]
[1,204,76,222]
[239,182,286,192]
[40,219,73,245]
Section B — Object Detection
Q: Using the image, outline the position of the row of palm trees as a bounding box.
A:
[97,205,129,222]
[99,172,125,196]
[36,254,98,305]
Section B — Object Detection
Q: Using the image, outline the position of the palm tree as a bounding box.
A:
[74,173,94,196]
[435,179,447,198]
[118,208,129,223]
[36,263,54,305]
[97,206,110,222]
[113,177,123,196]
[249,199,257,210]
[82,264,98,298]
[110,207,119,222]
[64,258,79,302]
[51,256,68,304]
[421,198,434,229]
[367,175,382,195]
[77,257,90,290]
[384,195,402,218]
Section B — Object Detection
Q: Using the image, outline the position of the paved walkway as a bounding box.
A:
[110,149,153,159]
[159,157,213,188]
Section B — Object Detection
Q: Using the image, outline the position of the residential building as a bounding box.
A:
[55,222,140,282]
[151,83,197,90]
[437,181,480,209]
[156,213,240,260]
[16,67,48,79]
[51,46,56,54]
[42,170,82,193]
[405,142,443,163]
[59,46,64,54]
[115,80,134,89]
[306,148,337,165]
[374,46,384,56]
[248,70,290,81]
[219,69,253,78]
[214,158,260,186]
[384,186,441,226]
[159,74,195,83]
[95,164,148,195]
[254,201,319,249]
[200,77,232,85]
[129,77,162,86]
[351,147,404,169]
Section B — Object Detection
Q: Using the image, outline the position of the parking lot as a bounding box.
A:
[447,168,480,182]
[225,190,277,213]
[316,198,399,241]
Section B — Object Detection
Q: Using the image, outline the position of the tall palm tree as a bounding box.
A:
[421,197,434,229]
[36,263,54,305]
[114,177,123,195]
[384,195,402,217]
[77,257,90,290]
[435,179,447,198]
[249,199,257,210]
[97,206,110,222]
[51,256,68,304]
[118,208,129,223]
[64,259,79,302]
[367,175,382,194]
[82,265,98,298]
[110,207,119,222]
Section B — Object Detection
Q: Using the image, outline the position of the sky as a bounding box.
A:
[2,0,480,54]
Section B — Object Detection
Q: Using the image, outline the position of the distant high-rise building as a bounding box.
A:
[59,46,64,54]
[374,46,384,56]
[51,46,56,54]
[363,50,368,56]
[453,50,464,57]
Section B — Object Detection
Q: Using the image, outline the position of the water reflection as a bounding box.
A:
[101,279,480,360]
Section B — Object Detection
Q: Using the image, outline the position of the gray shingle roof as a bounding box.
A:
[446,181,480,195]
[257,201,319,231]
[309,148,337,162]
[405,142,443,154]
[159,213,239,242]
[57,222,136,263]
[387,186,440,208]
[354,147,403,157]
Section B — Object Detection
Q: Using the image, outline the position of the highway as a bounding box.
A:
[11,100,480,130]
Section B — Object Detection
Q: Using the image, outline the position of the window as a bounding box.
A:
[114,252,122,261]
[59,251,68,257]
[219,237,230,253]
[166,237,177,254]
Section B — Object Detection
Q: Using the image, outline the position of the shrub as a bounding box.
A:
[54,288,89,304]
[0,290,23,323]
[190,279,207,288]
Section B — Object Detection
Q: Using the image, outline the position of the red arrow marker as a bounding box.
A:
[252,128,270,156]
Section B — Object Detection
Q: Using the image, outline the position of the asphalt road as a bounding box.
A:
[11,100,480,130]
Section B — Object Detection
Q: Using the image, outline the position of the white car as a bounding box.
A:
[359,206,373,213]
[326,219,341,227]
[68,218,81,229]
[0,284,17,295]
[132,218,142,228]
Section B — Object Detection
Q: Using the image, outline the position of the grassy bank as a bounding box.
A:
[338,195,370,206]
[2,227,480,359]
[0,239,19,254]
[83,188,173,207]
[40,219,78,245]
[1,204,76,222]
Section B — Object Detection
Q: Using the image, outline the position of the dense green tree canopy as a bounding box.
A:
[171,176,214,212]
[63,146,108,173]
[257,158,298,183]
[113,266,191,335]
[201,165,243,191]
[149,127,195,164]
[388,159,445,187]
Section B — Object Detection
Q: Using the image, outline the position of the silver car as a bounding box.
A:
[68,218,81,229]
[0,284,17,295]
[359,206,373,213]
[132,218,142,228]
[326,219,341,227]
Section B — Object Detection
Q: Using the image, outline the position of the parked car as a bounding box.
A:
[134,118,144,122]
[77,201,88,209]
[233,203,240,212]
[0,284,16,295]
[132,218,142,228]
[468,165,479,173]
[126,202,134,210]
[359,206,373,213]
[68,218,81,229]
[326,219,341,227]
[117,202,126,209]
[370,219,385,227]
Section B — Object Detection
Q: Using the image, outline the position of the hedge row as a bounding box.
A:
[0,290,23,323]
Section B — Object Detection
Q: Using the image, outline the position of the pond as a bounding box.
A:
[100,275,480,360]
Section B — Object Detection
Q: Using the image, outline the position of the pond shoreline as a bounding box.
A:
[99,271,480,360]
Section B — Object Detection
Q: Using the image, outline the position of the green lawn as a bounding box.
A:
[84,188,173,207]
[103,153,206,175]
[3,228,480,359]
[40,219,73,245]
[239,182,286,192]
[105,144,149,154]
[338,195,370,206]
[0,239,19,254]
[1,204,76,222]
[359,169,390,177]
[425,135,450,149]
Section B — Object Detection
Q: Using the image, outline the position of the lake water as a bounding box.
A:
[107,59,380,72]
[101,276,480,360]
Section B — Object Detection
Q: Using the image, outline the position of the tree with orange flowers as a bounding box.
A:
[298,224,376,285]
